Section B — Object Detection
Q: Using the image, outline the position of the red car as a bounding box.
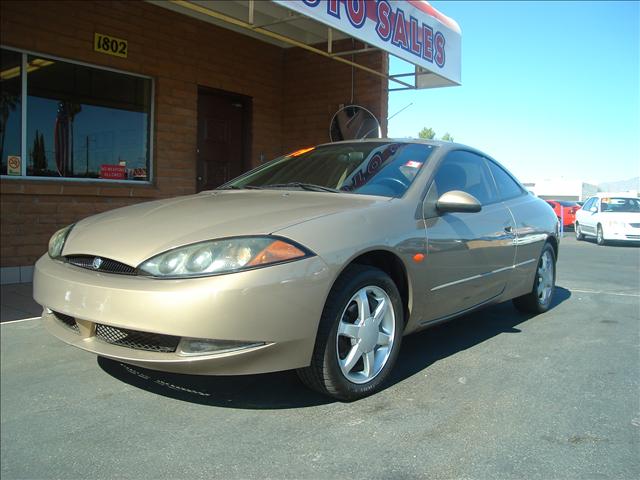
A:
[546,200,580,228]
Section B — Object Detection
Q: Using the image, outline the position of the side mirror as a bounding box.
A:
[590,206,597,213]
[436,190,482,214]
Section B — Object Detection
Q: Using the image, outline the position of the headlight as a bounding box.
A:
[48,224,74,259]
[137,236,313,278]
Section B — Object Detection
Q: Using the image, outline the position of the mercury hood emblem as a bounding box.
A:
[92,257,103,270]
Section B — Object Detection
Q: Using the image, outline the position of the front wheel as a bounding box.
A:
[513,243,556,314]
[575,222,584,240]
[596,224,606,246]
[297,265,403,401]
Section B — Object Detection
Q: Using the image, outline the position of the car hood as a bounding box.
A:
[62,190,385,266]
[600,212,640,223]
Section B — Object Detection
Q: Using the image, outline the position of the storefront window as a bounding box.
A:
[0,49,22,176]
[0,47,152,182]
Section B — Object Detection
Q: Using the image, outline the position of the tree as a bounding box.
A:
[418,127,455,141]
[32,130,47,172]
[67,102,81,175]
[418,127,436,139]
[0,91,20,163]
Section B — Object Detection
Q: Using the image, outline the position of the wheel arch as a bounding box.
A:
[546,234,559,260]
[334,249,411,327]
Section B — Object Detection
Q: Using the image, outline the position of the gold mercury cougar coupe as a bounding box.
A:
[34,140,559,400]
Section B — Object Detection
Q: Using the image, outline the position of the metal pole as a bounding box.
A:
[85,135,89,176]
[20,53,27,176]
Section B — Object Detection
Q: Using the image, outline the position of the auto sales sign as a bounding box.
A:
[273,0,461,87]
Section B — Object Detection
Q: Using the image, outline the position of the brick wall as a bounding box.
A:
[0,0,388,269]
[282,39,388,152]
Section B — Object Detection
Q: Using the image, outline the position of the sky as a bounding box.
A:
[387,1,640,184]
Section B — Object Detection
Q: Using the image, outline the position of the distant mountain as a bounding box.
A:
[598,177,640,193]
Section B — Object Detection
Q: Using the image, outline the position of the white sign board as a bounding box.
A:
[272,0,461,87]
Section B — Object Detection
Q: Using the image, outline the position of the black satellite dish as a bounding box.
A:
[329,105,381,142]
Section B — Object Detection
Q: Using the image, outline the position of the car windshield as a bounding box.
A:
[221,142,435,198]
[601,197,640,213]
[558,201,578,207]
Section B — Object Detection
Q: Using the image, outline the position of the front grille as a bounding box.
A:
[53,311,79,333]
[629,223,640,229]
[95,324,179,353]
[65,255,136,275]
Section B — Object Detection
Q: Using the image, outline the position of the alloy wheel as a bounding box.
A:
[597,225,604,245]
[335,285,396,384]
[536,250,554,305]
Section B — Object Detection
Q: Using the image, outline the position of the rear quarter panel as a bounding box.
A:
[504,194,559,299]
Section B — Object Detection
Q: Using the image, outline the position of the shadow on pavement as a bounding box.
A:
[0,283,41,323]
[98,356,332,409]
[579,237,640,248]
[389,286,571,386]
[98,287,571,409]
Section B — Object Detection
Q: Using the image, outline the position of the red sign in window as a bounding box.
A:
[100,165,127,179]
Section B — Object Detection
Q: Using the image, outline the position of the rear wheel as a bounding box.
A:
[513,243,556,314]
[297,265,403,401]
[575,222,584,240]
[596,224,606,246]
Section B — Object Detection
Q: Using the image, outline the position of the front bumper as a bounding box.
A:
[602,226,640,242]
[34,254,332,375]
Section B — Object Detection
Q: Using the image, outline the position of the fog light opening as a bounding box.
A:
[178,338,265,356]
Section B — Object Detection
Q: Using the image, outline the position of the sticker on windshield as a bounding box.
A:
[404,161,423,169]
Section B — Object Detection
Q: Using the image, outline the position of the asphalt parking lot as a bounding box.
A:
[1,236,639,479]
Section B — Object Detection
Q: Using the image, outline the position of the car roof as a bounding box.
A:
[315,138,488,157]
[592,192,638,199]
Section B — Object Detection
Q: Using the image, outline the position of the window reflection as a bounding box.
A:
[25,54,151,180]
[0,49,22,175]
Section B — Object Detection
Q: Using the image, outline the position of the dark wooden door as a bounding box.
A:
[196,88,247,191]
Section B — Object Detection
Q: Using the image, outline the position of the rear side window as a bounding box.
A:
[486,160,525,201]
[433,151,498,205]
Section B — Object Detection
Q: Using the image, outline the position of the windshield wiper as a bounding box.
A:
[217,185,264,190]
[261,182,341,193]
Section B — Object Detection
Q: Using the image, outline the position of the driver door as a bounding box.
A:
[579,197,599,235]
[418,151,517,324]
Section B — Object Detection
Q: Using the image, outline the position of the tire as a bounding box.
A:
[297,264,403,401]
[513,242,556,314]
[596,224,606,246]
[575,223,584,241]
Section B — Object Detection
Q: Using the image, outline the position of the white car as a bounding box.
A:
[575,195,640,245]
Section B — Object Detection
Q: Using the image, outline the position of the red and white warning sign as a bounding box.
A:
[7,156,21,176]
